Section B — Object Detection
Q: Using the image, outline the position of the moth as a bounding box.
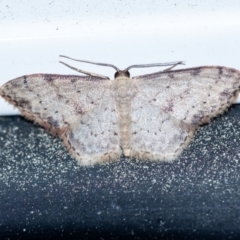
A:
[1,55,240,166]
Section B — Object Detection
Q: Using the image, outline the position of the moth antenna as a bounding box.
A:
[163,62,185,72]
[60,55,120,71]
[59,61,110,79]
[124,61,185,71]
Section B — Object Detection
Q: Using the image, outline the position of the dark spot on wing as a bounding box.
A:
[191,111,205,125]
[18,98,30,109]
[174,149,179,153]
[48,117,59,127]
[218,67,223,75]
[162,100,174,112]
[220,90,230,96]
[23,76,27,84]
[219,89,231,101]
[71,79,77,83]
[228,68,236,74]
[192,68,201,76]
[75,105,83,114]
[191,114,200,125]
[57,94,64,100]
[44,75,54,83]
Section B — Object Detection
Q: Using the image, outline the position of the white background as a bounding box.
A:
[1,0,240,115]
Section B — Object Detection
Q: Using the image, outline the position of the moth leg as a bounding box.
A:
[125,61,184,71]
[59,61,110,80]
[131,61,185,79]
[59,55,120,71]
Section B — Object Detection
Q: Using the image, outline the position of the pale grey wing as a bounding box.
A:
[63,93,121,166]
[0,74,110,136]
[131,66,240,160]
[133,66,240,126]
[0,74,121,165]
[131,95,194,160]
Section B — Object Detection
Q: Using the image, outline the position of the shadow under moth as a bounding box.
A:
[1,56,240,166]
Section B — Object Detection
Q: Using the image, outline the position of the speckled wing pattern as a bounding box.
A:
[1,66,240,166]
[0,74,120,165]
[131,66,240,160]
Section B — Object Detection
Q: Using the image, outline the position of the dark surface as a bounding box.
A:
[1,105,240,239]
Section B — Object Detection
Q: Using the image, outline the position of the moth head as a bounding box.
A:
[114,70,130,79]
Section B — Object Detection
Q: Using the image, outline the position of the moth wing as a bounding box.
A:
[133,66,240,126]
[131,66,240,160]
[131,95,193,160]
[0,74,121,165]
[64,93,121,165]
[0,74,110,136]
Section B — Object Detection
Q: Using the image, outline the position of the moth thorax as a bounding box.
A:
[113,78,134,101]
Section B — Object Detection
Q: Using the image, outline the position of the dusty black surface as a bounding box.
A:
[1,105,240,239]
